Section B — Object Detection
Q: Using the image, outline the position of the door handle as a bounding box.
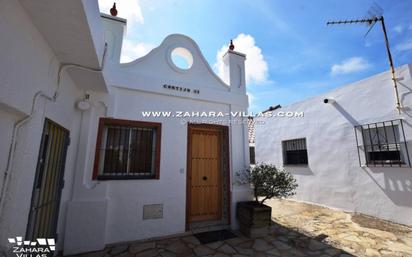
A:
[202,176,208,181]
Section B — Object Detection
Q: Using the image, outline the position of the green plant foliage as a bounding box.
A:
[250,163,298,204]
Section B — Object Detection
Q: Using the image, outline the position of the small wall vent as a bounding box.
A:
[143,204,163,220]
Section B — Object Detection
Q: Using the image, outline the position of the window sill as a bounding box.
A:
[96,175,158,180]
[283,164,309,167]
[362,163,409,168]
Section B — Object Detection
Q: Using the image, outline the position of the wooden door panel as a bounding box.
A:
[189,129,221,222]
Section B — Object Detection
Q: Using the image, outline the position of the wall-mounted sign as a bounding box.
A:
[163,84,200,94]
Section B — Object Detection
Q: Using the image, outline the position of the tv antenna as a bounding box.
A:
[327,4,402,114]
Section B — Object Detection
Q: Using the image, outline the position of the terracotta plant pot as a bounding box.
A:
[236,201,272,238]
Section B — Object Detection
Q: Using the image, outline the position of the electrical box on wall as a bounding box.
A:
[143,204,163,220]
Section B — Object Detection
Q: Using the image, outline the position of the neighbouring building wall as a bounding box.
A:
[0,0,103,253]
[255,64,412,226]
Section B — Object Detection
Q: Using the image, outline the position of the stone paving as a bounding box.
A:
[69,228,353,257]
[267,198,412,257]
[67,199,412,257]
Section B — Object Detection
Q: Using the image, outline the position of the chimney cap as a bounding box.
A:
[229,40,235,51]
[110,3,118,17]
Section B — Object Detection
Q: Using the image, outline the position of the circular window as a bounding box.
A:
[171,47,193,70]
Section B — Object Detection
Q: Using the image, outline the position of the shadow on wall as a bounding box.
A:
[333,100,412,207]
[361,166,412,207]
[399,81,412,118]
[332,102,360,126]
[403,106,412,118]
[284,166,314,176]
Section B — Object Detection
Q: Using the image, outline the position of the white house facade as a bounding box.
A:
[255,64,412,227]
[0,1,251,255]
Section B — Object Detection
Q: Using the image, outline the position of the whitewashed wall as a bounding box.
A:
[62,18,252,254]
[255,64,412,226]
[0,0,110,254]
[0,0,85,253]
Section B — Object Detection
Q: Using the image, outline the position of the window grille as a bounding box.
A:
[282,138,308,165]
[93,118,161,180]
[354,119,410,167]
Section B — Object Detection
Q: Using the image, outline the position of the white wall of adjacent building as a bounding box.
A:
[0,0,107,254]
[0,0,85,253]
[255,64,412,227]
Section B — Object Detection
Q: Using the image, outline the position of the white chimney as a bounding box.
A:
[100,13,126,66]
[222,41,246,93]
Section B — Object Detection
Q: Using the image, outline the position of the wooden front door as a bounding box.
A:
[188,126,222,222]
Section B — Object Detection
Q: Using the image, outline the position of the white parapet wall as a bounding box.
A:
[255,64,412,226]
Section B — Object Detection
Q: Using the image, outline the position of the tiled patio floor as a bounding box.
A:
[68,199,412,257]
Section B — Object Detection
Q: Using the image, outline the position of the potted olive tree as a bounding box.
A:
[236,163,298,237]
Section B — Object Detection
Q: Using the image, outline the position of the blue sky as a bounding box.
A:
[98,0,412,112]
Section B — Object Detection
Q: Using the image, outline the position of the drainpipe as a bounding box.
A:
[0,43,107,223]
[0,92,54,217]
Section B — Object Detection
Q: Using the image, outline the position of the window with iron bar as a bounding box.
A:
[93,118,161,180]
[354,119,410,167]
[282,138,308,165]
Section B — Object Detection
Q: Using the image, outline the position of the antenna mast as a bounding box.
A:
[327,11,402,114]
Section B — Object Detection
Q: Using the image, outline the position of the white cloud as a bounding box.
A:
[395,40,412,52]
[121,40,155,63]
[330,57,371,76]
[98,0,144,25]
[393,25,403,34]
[214,34,268,85]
